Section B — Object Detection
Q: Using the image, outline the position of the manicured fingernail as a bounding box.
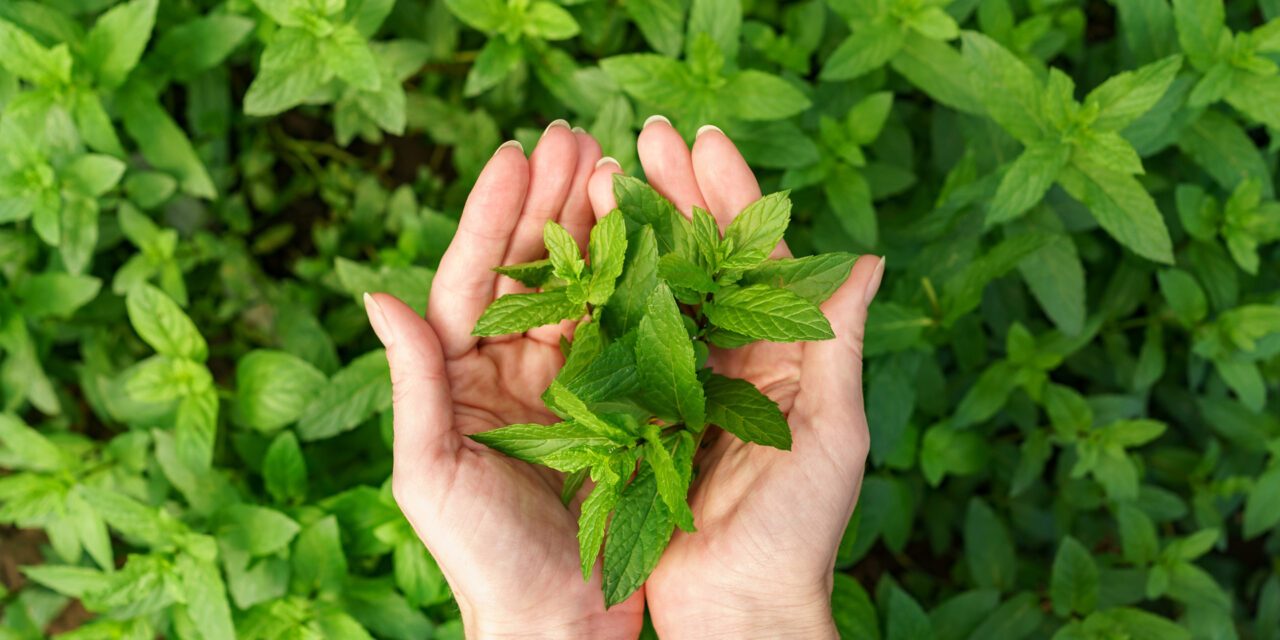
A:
[863,257,886,307]
[544,119,570,135]
[364,292,394,347]
[493,140,523,157]
[643,114,670,128]
[572,126,587,135]
[596,156,620,170]
[696,124,723,138]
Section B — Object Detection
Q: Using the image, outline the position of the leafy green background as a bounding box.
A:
[0,0,1278,638]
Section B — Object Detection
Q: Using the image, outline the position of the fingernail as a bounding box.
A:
[571,126,587,134]
[364,292,395,347]
[544,119,570,135]
[595,156,620,170]
[696,124,723,138]
[643,114,670,128]
[863,257,885,307]
[493,140,523,157]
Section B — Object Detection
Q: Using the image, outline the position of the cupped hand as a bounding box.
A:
[586,118,885,640]
[364,123,645,639]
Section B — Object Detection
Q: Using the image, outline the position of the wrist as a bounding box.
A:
[650,580,836,640]
[460,602,634,640]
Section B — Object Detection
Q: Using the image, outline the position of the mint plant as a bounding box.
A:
[469,175,855,605]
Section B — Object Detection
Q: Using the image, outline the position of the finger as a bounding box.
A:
[527,129,603,346]
[494,121,580,300]
[797,255,884,456]
[691,124,791,258]
[588,157,623,220]
[560,128,604,249]
[366,293,458,492]
[427,141,529,359]
[637,115,708,216]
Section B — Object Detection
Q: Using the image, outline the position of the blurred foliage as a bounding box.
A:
[0,0,1278,638]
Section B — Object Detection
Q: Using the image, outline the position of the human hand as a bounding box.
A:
[586,117,885,640]
[363,122,646,639]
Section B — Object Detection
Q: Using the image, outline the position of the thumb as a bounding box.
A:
[798,255,884,453]
[364,292,458,484]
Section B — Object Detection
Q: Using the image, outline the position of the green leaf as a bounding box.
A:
[657,253,717,294]
[601,464,675,607]
[493,259,556,288]
[1056,158,1174,264]
[296,349,392,441]
[16,272,100,318]
[524,1,579,40]
[464,36,522,96]
[965,498,1017,591]
[119,90,216,198]
[723,70,811,120]
[0,18,71,84]
[545,219,585,281]
[642,424,695,531]
[961,31,1048,144]
[705,285,833,342]
[588,210,628,304]
[442,0,507,32]
[243,28,331,116]
[1172,0,1224,70]
[1156,268,1207,326]
[1244,466,1280,538]
[544,381,638,444]
[176,554,235,640]
[921,423,990,486]
[61,154,125,197]
[235,349,328,433]
[1177,109,1274,199]
[703,373,790,450]
[821,21,905,81]
[578,457,626,579]
[125,284,207,362]
[739,253,856,306]
[176,386,218,471]
[292,515,347,595]
[325,24,381,91]
[263,431,308,504]
[603,226,660,338]
[889,31,983,114]
[1016,228,1086,336]
[624,0,685,57]
[986,142,1070,225]
[941,234,1055,326]
[472,290,585,337]
[1086,55,1182,131]
[967,592,1044,640]
[83,0,157,89]
[723,191,790,262]
[611,175,691,257]
[824,164,877,248]
[1116,502,1159,565]
[0,413,64,471]
[152,14,255,80]
[468,420,621,465]
[635,282,706,429]
[887,585,933,640]
[1050,536,1099,616]
[220,504,301,557]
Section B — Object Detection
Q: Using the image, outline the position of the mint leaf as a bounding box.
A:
[578,462,625,579]
[612,175,691,257]
[562,332,641,402]
[588,210,627,304]
[545,219,585,281]
[125,283,207,362]
[723,191,790,264]
[960,31,1048,144]
[493,258,556,288]
[1172,0,1223,70]
[986,141,1070,225]
[739,253,856,305]
[1085,54,1182,131]
[964,498,1017,591]
[690,206,720,268]
[296,350,392,441]
[235,349,328,433]
[1050,536,1099,616]
[602,464,675,607]
[468,421,620,466]
[544,381,638,445]
[820,21,905,81]
[602,226,660,338]
[636,282,706,429]
[472,290,586,337]
[705,285,834,342]
[559,321,603,383]
[642,424,695,532]
[1056,158,1174,264]
[83,0,157,90]
[263,431,307,504]
[657,253,718,294]
[703,373,791,450]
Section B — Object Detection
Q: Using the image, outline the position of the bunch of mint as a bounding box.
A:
[470,175,856,606]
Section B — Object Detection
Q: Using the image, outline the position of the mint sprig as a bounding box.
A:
[469,174,856,606]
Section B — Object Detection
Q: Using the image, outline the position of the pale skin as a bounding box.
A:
[363,117,885,639]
